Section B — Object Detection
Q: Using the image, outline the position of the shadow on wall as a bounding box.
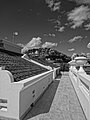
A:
[60,63,69,72]
[23,79,60,120]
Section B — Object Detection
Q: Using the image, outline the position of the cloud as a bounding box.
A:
[43,34,48,36]
[69,0,90,4]
[68,48,75,51]
[53,20,65,32]
[42,42,57,48]
[48,19,61,30]
[85,36,88,38]
[84,23,90,30]
[21,37,42,54]
[68,36,83,43]
[44,33,56,37]
[45,0,54,7]
[57,26,65,32]
[21,37,57,53]
[59,41,62,44]
[65,23,69,26]
[21,46,29,54]
[87,42,90,48]
[48,18,56,22]
[45,0,61,12]
[25,37,42,48]
[52,1,61,12]
[49,19,64,32]
[53,20,61,26]
[67,5,90,29]
[49,33,55,37]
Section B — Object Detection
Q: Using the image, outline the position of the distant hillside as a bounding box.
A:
[26,48,71,63]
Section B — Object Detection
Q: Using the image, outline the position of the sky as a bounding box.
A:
[0,0,90,56]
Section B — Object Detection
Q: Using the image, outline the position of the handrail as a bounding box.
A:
[69,63,90,120]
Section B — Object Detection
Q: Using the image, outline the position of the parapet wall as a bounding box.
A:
[0,68,53,120]
[0,39,22,54]
[69,65,90,120]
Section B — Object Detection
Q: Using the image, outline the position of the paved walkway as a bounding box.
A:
[24,72,87,120]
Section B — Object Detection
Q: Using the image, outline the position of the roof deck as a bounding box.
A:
[23,72,87,120]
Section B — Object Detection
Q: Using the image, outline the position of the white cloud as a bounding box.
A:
[52,33,56,37]
[69,0,90,4]
[67,5,90,29]
[52,20,65,32]
[21,46,29,54]
[53,20,61,26]
[68,36,83,43]
[52,1,61,12]
[45,0,54,8]
[42,42,57,48]
[45,0,61,12]
[44,34,48,36]
[49,33,56,37]
[25,37,42,49]
[84,23,90,30]
[59,41,62,44]
[57,26,65,32]
[85,36,88,38]
[68,48,75,51]
[21,37,42,54]
[71,21,84,29]
[65,23,68,26]
[50,19,63,32]
[87,42,90,48]
[48,18,56,22]
[44,33,56,37]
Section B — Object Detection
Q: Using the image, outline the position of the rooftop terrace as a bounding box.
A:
[23,72,87,120]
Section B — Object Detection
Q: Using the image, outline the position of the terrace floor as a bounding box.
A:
[23,72,87,120]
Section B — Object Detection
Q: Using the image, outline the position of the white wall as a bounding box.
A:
[0,69,53,120]
[69,66,90,120]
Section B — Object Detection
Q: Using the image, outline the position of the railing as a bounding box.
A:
[69,57,90,120]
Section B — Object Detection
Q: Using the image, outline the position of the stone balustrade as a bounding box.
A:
[69,56,90,120]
